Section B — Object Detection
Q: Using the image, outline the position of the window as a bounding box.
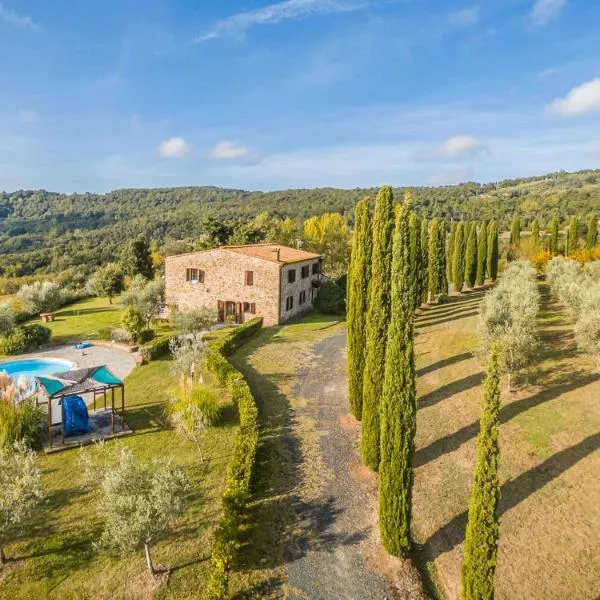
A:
[186,268,204,283]
[285,296,294,311]
[301,265,309,279]
[288,269,296,283]
[243,302,250,313]
[299,290,307,305]
[312,262,320,275]
[244,271,254,286]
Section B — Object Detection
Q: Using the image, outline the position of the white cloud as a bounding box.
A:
[549,79,600,116]
[0,2,39,30]
[158,137,190,158]
[441,135,489,158]
[208,140,261,165]
[450,7,479,27]
[530,0,565,27]
[196,0,365,42]
[17,109,38,124]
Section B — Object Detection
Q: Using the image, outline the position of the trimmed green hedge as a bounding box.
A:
[203,318,262,600]
[141,333,176,361]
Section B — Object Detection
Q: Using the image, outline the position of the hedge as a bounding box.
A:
[141,333,176,361]
[203,318,262,600]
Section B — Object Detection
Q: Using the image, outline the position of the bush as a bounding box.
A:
[0,304,15,338]
[121,306,145,342]
[313,279,346,315]
[141,334,176,361]
[203,318,262,600]
[138,329,155,344]
[16,281,62,314]
[171,308,218,334]
[110,328,133,344]
[97,327,113,341]
[0,324,51,355]
[0,400,43,450]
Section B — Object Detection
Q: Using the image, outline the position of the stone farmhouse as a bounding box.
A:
[165,244,323,326]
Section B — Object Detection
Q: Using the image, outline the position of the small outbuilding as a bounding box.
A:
[36,365,127,452]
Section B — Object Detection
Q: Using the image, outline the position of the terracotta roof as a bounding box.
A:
[223,244,321,264]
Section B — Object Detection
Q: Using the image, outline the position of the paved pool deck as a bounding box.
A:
[1,343,138,382]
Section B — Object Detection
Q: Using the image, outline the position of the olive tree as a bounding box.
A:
[89,263,125,304]
[0,442,44,568]
[479,261,539,391]
[17,281,62,314]
[80,443,188,576]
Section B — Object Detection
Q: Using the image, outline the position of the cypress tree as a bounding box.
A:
[379,204,416,556]
[362,185,394,471]
[531,218,540,250]
[587,215,598,250]
[428,219,447,301]
[510,215,521,247]
[347,197,372,420]
[550,214,559,255]
[452,222,465,293]
[420,219,429,304]
[461,346,501,600]
[487,220,499,282]
[567,216,579,255]
[437,221,448,295]
[476,221,488,286]
[465,223,478,289]
[447,221,457,280]
[409,213,422,311]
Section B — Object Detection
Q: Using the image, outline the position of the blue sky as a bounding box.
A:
[1,0,599,192]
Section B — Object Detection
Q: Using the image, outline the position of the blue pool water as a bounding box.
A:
[0,358,73,385]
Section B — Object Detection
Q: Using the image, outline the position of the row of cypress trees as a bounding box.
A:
[447,221,499,293]
[514,213,597,255]
[347,186,452,555]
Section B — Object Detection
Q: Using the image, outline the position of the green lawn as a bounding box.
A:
[36,296,125,344]
[0,358,239,600]
[412,286,600,600]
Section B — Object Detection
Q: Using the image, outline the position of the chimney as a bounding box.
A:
[272,247,281,261]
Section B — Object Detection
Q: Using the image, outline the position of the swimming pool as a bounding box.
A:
[0,358,74,386]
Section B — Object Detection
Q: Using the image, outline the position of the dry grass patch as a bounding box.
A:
[412,286,600,600]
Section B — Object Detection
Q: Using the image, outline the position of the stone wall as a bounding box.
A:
[279,259,322,323]
[165,249,282,326]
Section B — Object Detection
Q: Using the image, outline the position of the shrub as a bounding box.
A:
[0,304,15,338]
[110,328,133,344]
[97,327,113,341]
[16,281,62,314]
[0,324,51,355]
[121,305,145,342]
[167,384,221,460]
[171,308,218,334]
[0,400,43,450]
[202,318,262,599]
[138,329,155,344]
[313,280,345,315]
[142,335,175,361]
[0,441,44,568]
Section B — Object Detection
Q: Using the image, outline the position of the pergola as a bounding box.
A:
[36,365,125,449]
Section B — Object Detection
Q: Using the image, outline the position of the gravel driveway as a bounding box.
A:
[284,329,427,600]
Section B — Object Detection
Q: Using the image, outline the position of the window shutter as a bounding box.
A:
[250,303,256,314]
[185,268,190,282]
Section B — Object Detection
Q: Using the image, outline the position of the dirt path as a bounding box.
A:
[229,317,427,600]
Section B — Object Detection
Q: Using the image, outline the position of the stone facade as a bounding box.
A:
[165,246,322,326]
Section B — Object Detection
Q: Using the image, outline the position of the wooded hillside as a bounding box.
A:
[1,169,599,276]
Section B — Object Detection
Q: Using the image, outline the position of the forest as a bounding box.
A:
[1,168,599,278]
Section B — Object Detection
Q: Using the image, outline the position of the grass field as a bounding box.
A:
[0,358,239,600]
[35,296,125,344]
[412,286,600,599]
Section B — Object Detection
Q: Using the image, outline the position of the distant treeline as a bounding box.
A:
[1,169,599,277]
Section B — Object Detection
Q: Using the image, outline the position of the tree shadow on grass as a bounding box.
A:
[415,370,600,468]
[420,431,600,561]
[418,372,484,410]
[417,352,473,378]
[416,311,480,330]
[56,307,118,318]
